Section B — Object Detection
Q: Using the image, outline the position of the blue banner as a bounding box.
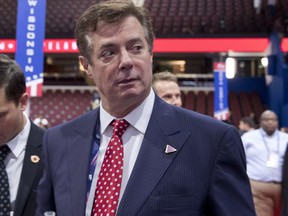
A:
[266,32,287,127]
[15,0,46,97]
[214,62,229,120]
[267,32,283,76]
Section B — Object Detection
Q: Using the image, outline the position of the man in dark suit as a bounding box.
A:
[0,55,44,216]
[36,1,256,215]
[282,146,288,216]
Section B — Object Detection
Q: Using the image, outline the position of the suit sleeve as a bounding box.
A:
[206,126,256,216]
[36,130,56,215]
[281,146,288,216]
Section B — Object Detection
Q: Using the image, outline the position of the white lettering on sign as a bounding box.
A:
[27,0,37,7]
[24,1,37,75]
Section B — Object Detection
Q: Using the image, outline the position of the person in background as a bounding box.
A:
[33,115,50,129]
[267,0,277,20]
[221,110,233,125]
[152,71,182,107]
[281,139,288,216]
[249,112,259,128]
[88,91,101,111]
[281,127,288,133]
[241,110,288,216]
[36,1,256,216]
[254,0,262,14]
[0,54,45,216]
[239,116,257,136]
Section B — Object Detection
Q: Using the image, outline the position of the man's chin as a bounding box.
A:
[120,89,141,98]
[120,87,148,100]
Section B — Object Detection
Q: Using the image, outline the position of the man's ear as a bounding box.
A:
[79,56,92,78]
[19,93,29,111]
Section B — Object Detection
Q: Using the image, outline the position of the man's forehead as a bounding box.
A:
[262,112,277,119]
[96,16,142,34]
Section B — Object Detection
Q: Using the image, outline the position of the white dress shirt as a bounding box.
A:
[85,90,155,216]
[5,112,31,212]
[241,128,288,182]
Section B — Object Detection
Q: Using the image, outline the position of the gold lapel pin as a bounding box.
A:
[31,155,40,163]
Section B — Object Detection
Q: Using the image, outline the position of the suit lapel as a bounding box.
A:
[14,122,44,216]
[117,97,190,215]
[67,109,99,215]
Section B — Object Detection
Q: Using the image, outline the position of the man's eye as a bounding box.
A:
[163,95,172,99]
[0,112,7,118]
[131,45,142,52]
[102,50,114,57]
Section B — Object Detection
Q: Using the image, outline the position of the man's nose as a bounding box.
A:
[119,49,133,69]
[173,96,182,107]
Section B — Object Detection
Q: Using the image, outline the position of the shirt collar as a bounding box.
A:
[7,112,31,158]
[259,127,279,138]
[100,89,155,135]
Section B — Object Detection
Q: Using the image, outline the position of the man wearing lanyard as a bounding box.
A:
[36,1,256,216]
[242,110,288,216]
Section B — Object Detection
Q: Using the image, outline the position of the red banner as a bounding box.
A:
[1,38,288,53]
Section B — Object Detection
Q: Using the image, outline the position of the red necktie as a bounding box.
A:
[91,119,129,216]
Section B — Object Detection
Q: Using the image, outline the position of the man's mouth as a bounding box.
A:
[118,78,137,85]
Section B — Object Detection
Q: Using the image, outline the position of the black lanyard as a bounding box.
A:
[261,130,280,158]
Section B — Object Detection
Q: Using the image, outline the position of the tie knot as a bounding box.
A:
[0,145,11,162]
[111,119,130,137]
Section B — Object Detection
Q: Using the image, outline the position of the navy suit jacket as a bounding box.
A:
[14,121,44,216]
[36,96,256,216]
[282,145,288,216]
